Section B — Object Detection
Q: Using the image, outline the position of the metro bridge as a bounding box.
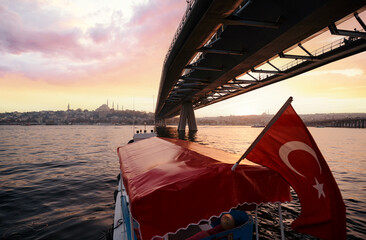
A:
[306,118,366,128]
[155,0,366,131]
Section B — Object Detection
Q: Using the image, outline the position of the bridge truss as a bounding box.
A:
[155,0,366,129]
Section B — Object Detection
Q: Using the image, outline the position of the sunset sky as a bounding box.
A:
[1,0,365,117]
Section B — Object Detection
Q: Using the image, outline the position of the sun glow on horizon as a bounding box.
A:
[0,1,365,116]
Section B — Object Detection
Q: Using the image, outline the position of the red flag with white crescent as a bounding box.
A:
[246,103,346,239]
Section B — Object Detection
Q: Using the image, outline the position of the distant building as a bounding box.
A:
[95,104,110,119]
[95,104,110,112]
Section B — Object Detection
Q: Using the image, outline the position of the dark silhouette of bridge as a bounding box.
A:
[306,118,366,128]
[155,0,366,131]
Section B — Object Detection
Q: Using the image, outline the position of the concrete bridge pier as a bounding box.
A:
[155,118,166,127]
[178,102,197,132]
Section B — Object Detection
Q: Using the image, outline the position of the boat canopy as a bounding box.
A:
[117,137,291,240]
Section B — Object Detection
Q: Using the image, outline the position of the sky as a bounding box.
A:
[0,0,365,117]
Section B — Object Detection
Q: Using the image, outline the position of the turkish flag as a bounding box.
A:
[246,103,346,239]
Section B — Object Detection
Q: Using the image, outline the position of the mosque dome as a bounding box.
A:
[95,104,110,112]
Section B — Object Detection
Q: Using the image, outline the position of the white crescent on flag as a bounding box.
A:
[278,141,322,178]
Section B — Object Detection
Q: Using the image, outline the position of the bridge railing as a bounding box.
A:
[249,35,360,81]
[164,0,198,65]
[200,28,365,106]
[280,29,365,72]
[279,39,346,72]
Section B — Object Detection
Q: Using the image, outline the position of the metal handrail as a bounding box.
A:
[164,0,198,65]
[280,30,364,72]
[215,31,364,96]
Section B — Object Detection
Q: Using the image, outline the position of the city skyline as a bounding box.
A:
[2,100,132,113]
[0,1,365,117]
[1,107,365,128]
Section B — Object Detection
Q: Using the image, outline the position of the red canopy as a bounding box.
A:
[117,137,291,240]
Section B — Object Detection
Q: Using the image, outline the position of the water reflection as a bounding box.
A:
[156,127,198,141]
[156,126,178,138]
[1,125,364,239]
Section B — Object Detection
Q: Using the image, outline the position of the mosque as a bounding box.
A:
[66,100,122,112]
[95,104,110,112]
[95,100,122,112]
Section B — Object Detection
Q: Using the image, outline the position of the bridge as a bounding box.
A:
[306,118,366,128]
[155,0,366,131]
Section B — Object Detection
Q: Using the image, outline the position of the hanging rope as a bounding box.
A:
[114,219,124,230]
[255,205,259,240]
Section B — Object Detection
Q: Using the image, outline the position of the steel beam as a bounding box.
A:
[222,15,280,29]
[185,65,223,71]
[179,76,210,83]
[205,37,222,48]
[267,61,281,72]
[176,82,207,87]
[251,68,285,75]
[172,88,194,92]
[166,99,180,102]
[298,43,313,56]
[247,73,258,81]
[279,52,320,61]
[329,23,366,39]
[197,47,244,55]
[219,86,240,90]
[169,93,187,97]
[216,90,234,93]
[354,12,366,31]
[228,79,258,84]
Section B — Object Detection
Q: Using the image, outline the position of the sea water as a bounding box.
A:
[0,125,365,239]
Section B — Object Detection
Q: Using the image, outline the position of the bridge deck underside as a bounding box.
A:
[156,0,366,119]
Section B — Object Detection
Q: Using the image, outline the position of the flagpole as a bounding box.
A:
[231,96,293,171]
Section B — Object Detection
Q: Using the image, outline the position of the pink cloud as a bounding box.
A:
[130,0,185,27]
[0,0,189,84]
[0,5,71,53]
[0,4,113,60]
[111,0,187,64]
[88,24,112,44]
[129,0,186,41]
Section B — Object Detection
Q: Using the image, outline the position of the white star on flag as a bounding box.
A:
[313,177,326,198]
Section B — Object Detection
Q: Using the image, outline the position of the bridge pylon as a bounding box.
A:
[155,118,166,128]
[178,102,197,132]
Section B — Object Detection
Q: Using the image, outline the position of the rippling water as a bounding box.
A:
[0,125,365,239]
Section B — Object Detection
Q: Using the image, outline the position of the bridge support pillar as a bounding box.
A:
[155,118,166,127]
[178,102,197,132]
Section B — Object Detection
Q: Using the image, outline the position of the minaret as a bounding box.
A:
[67,103,70,111]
